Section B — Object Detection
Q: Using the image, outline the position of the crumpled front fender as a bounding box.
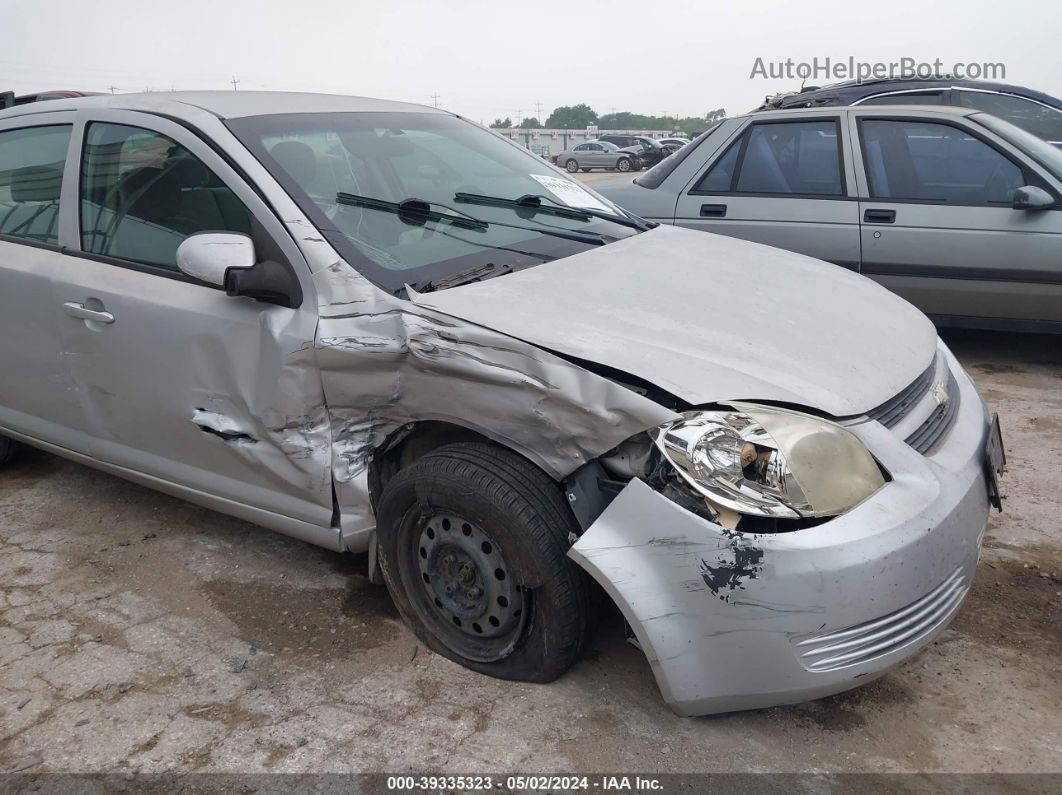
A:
[311,260,678,548]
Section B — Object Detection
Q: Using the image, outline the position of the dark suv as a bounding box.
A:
[756,78,1062,147]
[598,134,667,167]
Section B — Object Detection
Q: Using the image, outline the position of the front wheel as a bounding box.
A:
[617,157,632,172]
[376,442,591,682]
[564,159,579,173]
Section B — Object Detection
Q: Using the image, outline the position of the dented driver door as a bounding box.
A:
[51,109,336,538]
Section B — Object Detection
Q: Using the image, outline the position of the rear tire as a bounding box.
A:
[376,442,591,683]
[0,436,20,467]
[565,159,579,173]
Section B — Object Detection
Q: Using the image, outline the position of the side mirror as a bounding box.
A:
[1012,185,1055,211]
[176,232,255,286]
[176,231,301,308]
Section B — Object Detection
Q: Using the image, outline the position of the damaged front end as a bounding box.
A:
[566,359,992,715]
[309,259,679,548]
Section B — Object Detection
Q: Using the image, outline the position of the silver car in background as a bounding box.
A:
[0,92,1003,716]
[551,139,636,172]
[599,105,1062,332]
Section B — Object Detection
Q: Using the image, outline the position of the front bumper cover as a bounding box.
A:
[568,355,991,716]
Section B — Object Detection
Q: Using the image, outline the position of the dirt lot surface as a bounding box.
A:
[1,329,1060,778]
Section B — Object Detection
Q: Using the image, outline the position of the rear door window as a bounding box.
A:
[0,125,71,246]
[693,120,844,196]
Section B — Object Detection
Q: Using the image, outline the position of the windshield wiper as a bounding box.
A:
[408,262,513,294]
[455,191,652,231]
[336,193,488,230]
[337,191,607,246]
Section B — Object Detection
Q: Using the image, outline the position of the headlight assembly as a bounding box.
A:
[654,403,885,519]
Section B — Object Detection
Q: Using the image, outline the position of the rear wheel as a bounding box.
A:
[0,436,20,467]
[564,159,579,173]
[617,157,632,172]
[376,442,591,682]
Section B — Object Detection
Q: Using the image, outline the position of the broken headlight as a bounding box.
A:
[653,403,884,519]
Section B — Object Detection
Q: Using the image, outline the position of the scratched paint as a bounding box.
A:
[699,539,764,600]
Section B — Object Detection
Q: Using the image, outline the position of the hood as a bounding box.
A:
[410,225,937,417]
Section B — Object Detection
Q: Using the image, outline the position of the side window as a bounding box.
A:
[574,143,589,151]
[953,91,1062,144]
[79,122,253,270]
[861,119,1024,204]
[693,121,844,196]
[737,121,843,195]
[0,124,72,246]
[694,138,741,192]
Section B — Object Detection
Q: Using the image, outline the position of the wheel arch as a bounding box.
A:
[367,419,564,513]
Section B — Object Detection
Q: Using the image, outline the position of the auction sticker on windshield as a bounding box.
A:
[530,174,617,213]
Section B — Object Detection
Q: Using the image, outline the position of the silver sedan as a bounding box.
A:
[552,140,637,173]
[0,91,1002,717]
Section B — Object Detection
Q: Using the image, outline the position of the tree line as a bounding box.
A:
[490,104,726,135]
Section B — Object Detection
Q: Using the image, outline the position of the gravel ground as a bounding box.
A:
[0,329,1060,777]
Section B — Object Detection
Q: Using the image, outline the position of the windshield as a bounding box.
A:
[972,112,1062,182]
[228,112,638,293]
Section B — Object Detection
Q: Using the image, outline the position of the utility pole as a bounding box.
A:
[107,85,118,95]
[430,92,441,108]
[533,101,543,121]
[515,108,522,127]
[230,77,240,92]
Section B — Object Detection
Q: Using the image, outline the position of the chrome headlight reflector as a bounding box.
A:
[654,403,884,519]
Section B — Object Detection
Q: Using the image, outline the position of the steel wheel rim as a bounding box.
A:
[401,510,527,661]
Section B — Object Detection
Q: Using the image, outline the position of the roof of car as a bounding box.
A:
[744,104,980,120]
[757,78,1062,112]
[0,91,444,121]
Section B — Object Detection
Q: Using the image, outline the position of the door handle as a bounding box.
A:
[864,208,896,224]
[62,301,115,325]
[700,203,727,218]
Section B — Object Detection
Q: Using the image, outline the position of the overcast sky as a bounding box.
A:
[4,0,1060,124]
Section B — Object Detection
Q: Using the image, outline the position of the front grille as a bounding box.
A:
[793,566,969,672]
[905,370,960,454]
[866,362,935,429]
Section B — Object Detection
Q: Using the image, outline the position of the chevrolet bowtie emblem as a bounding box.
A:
[933,382,949,406]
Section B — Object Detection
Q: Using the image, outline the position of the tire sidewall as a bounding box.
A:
[617,157,631,172]
[565,159,578,173]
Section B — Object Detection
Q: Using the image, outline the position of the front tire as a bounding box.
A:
[617,157,632,172]
[376,442,591,682]
[0,436,19,467]
[564,159,579,173]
